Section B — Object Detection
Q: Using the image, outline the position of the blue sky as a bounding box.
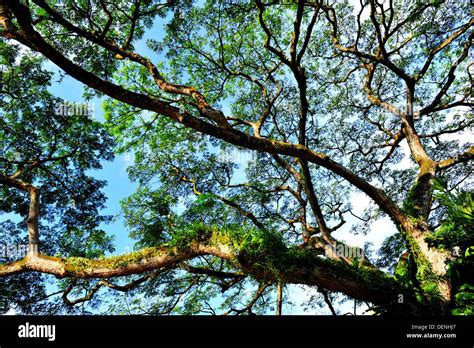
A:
[1,1,414,315]
[42,40,389,319]
[43,12,174,256]
[48,76,138,256]
[41,1,400,261]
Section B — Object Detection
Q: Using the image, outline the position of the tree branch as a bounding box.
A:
[0,226,426,314]
[438,146,474,171]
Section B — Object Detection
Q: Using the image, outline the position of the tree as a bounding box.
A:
[0,0,472,315]
[0,40,115,313]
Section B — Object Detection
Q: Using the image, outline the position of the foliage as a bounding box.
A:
[426,178,474,251]
[0,0,473,315]
[425,179,474,315]
[0,41,115,313]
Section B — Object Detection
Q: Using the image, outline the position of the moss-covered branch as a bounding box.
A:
[0,225,432,314]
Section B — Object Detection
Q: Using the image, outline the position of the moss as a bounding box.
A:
[397,232,444,305]
[56,222,436,311]
[54,222,428,313]
[64,247,164,272]
[60,224,284,274]
[38,254,63,262]
[399,180,472,310]
[403,181,422,217]
[235,228,288,279]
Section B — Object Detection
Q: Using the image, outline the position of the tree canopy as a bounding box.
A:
[0,0,473,315]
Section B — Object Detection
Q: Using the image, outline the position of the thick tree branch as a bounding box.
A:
[438,146,474,171]
[419,30,474,115]
[415,18,474,82]
[0,226,427,314]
